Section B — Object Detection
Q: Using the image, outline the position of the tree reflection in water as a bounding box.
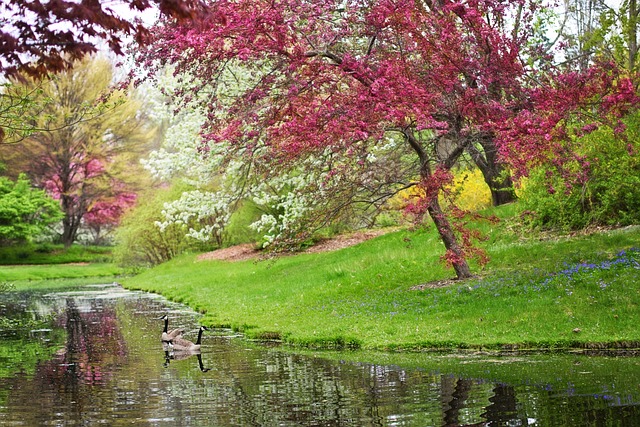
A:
[0,284,639,426]
[57,298,128,385]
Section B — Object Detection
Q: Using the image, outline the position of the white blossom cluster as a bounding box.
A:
[141,110,222,184]
[249,172,320,247]
[155,190,233,242]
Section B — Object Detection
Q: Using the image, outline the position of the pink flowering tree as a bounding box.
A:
[85,192,138,245]
[138,0,637,279]
[44,159,136,247]
[500,63,639,183]
[2,57,152,247]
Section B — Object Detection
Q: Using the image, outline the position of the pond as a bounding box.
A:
[1,282,639,426]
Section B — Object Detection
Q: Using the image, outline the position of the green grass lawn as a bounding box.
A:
[0,244,113,265]
[0,243,121,289]
[0,263,122,282]
[120,204,640,351]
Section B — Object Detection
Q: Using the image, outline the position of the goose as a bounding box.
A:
[169,326,208,351]
[159,314,184,343]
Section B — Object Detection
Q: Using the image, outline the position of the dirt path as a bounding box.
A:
[196,229,389,262]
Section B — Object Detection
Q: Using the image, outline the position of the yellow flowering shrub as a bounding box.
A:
[448,168,492,211]
[386,168,492,213]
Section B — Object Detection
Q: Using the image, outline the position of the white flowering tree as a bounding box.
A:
[156,189,233,246]
[140,63,412,251]
[248,136,412,250]
[140,69,235,246]
[249,172,317,248]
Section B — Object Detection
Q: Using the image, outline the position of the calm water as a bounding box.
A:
[1,283,639,426]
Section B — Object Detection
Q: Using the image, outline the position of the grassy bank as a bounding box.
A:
[0,263,121,283]
[0,244,113,265]
[121,204,640,351]
[0,244,121,288]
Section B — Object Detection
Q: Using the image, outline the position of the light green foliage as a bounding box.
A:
[0,174,62,244]
[224,200,262,245]
[556,1,639,72]
[597,2,638,71]
[519,112,640,230]
[113,184,213,269]
[0,82,48,144]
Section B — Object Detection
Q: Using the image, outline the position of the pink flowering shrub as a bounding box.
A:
[84,193,138,244]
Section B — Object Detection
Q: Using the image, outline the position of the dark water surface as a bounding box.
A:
[1,283,639,426]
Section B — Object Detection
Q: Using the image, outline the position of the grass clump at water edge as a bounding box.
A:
[120,207,640,352]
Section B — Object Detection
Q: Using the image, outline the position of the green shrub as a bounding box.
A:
[113,184,209,269]
[519,112,640,230]
[34,243,54,254]
[373,211,402,228]
[224,200,261,246]
[0,174,63,244]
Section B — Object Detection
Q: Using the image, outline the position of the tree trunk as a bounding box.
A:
[467,139,517,206]
[61,195,80,248]
[485,168,517,206]
[404,127,473,280]
[427,199,473,279]
[61,218,78,248]
[630,0,638,73]
[61,221,77,248]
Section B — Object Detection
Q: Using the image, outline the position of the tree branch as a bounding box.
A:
[304,49,373,86]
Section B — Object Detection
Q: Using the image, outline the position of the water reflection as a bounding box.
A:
[163,349,211,372]
[1,283,639,426]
